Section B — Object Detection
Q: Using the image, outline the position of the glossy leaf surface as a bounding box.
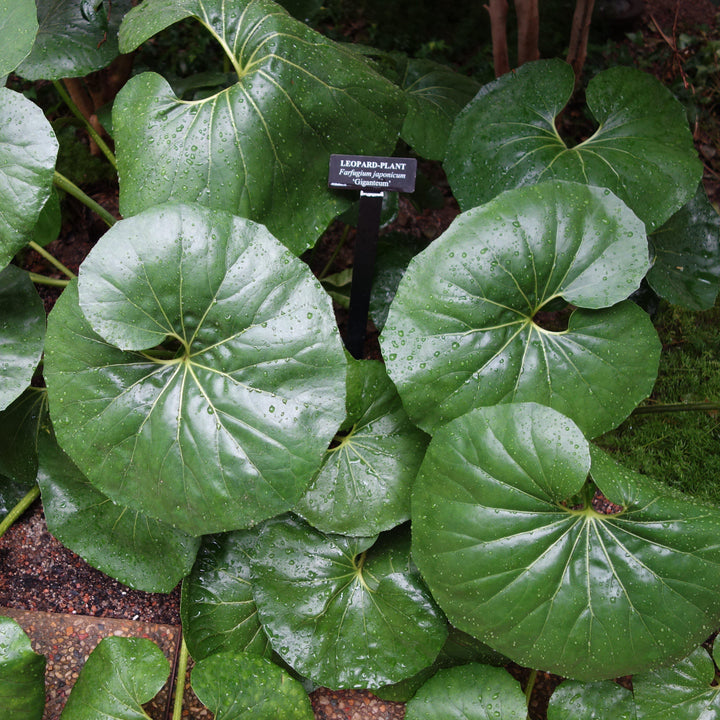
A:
[115,0,405,254]
[547,681,634,720]
[294,357,429,536]
[45,204,346,535]
[633,645,720,719]
[59,637,168,720]
[0,88,58,268]
[0,616,46,720]
[380,181,658,436]
[251,515,447,688]
[181,531,271,661]
[37,434,200,593]
[0,265,46,411]
[412,403,720,680]
[0,0,38,76]
[16,0,132,80]
[445,59,701,231]
[0,389,47,520]
[648,184,720,310]
[191,651,315,719]
[404,664,527,720]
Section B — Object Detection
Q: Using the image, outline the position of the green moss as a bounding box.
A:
[596,299,720,505]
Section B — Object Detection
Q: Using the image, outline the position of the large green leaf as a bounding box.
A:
[412,402,720,680]
[181,531,271,661]
[547,681,635,720]
[633,644,720,718]
[115,0,405,254]
[59,637,169,720]
[404,664,527,720]
[0,88,58,268]
[251,515,447,689]
[445,59,701,231]
[648,184,720,311]
[0,388,47,519]
[0,265,45,411]
[0,0,38,76]
[294,357,429,536]
[192,651,315,719]
[0,616,46,720]
[44,203,347,535]
[37,433,200,593]
[380,181,658,437]
[16,0,133,80]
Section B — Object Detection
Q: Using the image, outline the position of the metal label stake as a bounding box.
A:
[328,154,416,359]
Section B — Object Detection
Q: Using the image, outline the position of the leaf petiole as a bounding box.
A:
[53,171,116,228]
[0,485,40,540]
[28,241,76,280]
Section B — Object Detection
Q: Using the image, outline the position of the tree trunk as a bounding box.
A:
[567,0,596,84]
[515,0,540,66]
[485,0,510,77]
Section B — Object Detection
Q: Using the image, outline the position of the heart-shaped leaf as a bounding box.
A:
[192,651,315,719]
[0,616,46,720]
[404,664,527,720]
[547,681,635,720]
[251,515,447,689]
[16,0,132,80]
[115,0,405,254]
[412,402,720,680]
[37,433,200,594]
[380,181,658,436]
[0,388,48,520]
[633,644,720,718]
[294,357,429,536]
[59,636,169,720]
[445,59,701,231]
[648,184,720,311]
[0,265,46,411]
[44,203,347,535]
[181,531,271,662]
[0,0,38,76]
[0,88,58,269]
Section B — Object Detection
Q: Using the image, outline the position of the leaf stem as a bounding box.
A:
[320,225,350,280]
[0,485,40,540]
[171,634,189,720]
[28,272,70,287]
[632,402,720,415]
[52,80,117,169]
[28,240,76,279]
[53,171,116,228]
[525,668,537,719]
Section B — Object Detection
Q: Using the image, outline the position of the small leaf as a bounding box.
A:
[648,183,720,310]
[59,637,169,720]
[0,388,48,520]
[548,680,635,720]
[404,663,527,720]
[413,403,720,680]
[0,0,38,76]
[633,644,720,718]
[446,59,701,231]
[37,433,200,594]
[0,266,46,411]
[294,357,429,536]
[251,515,447,688]
[16,0,132,80]
[181,531,271,662]
[192,651,315,719]
[45,204,347,535]
[380,181,658,436]
[0,616,46,720]
[191,652,315,720]
[0,89,58,268]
